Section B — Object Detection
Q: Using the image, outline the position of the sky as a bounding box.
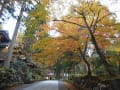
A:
[2,0,120,39]
[100,0,120,21]
[3,18,16,39]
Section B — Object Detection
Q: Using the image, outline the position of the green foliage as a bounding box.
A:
[115,22,120,31]
[92,57,105,75]
[11,60,27,73]
[92,52,120,75]
[105,50,120,73]
[109,61,119,73]
[32,48,43,53]
[3,60,44,85]
[0,66,19,88]
[23,3,49,60]
[25,4,48,38]
[94,65,105,75]
[10,60,32,83]
[10,59,43,82]
[63,51,74,57]
[1,60,43,86]
[62,61,76,72]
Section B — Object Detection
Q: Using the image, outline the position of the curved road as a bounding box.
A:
[6,80,77,90]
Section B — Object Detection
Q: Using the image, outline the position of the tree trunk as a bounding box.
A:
[4,2,25,69]
[78,47,92,76]
[89,28,114,76]
[82,15,115,76]
[0,4,4,18]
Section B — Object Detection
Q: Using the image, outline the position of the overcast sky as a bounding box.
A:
[3,0,120,39]
[100,0,120,21]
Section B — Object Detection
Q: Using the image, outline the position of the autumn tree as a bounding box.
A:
[23,3,49,62]
[53,21,92,76]
[31,35,81,78]
[52,0,118,76]
[22,0,120,77]
[30,18,93,77]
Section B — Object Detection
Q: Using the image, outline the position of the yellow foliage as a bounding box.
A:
[29,0,118,68]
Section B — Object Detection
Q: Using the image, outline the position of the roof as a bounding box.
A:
[0,30,11,48]
[0,30,10,42]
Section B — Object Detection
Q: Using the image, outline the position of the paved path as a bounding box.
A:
[5,80,77,90]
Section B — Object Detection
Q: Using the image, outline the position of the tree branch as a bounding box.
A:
[96,12,112,23]
[53,19,86,28]
[92,9,101,33]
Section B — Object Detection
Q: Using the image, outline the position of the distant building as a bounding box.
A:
[0,30,10,64]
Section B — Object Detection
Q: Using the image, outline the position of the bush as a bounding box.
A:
[94,65,105,76]
[0,66,21,88]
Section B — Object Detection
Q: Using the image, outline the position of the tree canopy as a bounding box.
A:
[13,0,120,75]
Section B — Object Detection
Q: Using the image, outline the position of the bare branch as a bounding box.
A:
[97,23,120,27]
[92,9,101,33]
[90,15,95,27]
[53,19,86,28]
[96,12,112,23]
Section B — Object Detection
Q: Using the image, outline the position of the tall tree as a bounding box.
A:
[22,0,119,76]
[4,0,42,68]
[53,0,117,76]
[54,21,92,76]
[23,3,48,61]
[4,1,25,68]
